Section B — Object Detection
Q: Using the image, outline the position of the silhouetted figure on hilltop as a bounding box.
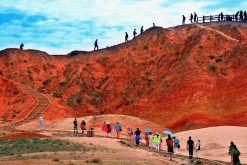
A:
[140,26,144,34]
[19,43,24,50]
[190,13,193,23]
[240,10,243,21]
[133,29,137,39]
[235,11,239,21]
[244,11,247,22]
[94,39,98,51]
[125,32,129,42]
[153,23,155,27]
[194,12,197,23]
[182,15,186,25]
[220,12,224,21]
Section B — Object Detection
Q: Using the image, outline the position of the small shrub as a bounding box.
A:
[67,98,73,106]
[208,55,215,59]
[53,158,60,162]
[195,160,202,164]
[96,76,109,89]
[59,81,67,86]
[208,63,216,72]
[76,97,82,104]
[52,90,63,98]
[215,57,222,62]
[132,47,137,51]
[28,74,34,81]
[13,88,19,95]
[43,78,51,85]
[199,46,203,49]
[143,44,149,50]
[93,93,100,99]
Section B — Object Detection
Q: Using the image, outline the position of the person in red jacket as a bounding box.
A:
[166,134,174,159]
[80,120,86,136]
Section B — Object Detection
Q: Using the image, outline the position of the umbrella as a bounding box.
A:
[163,130,173,135]
[145,128,151,133]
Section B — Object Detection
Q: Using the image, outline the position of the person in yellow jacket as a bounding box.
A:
[153,133,162,152]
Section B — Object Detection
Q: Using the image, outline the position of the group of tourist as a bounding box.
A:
[182,10,247,24]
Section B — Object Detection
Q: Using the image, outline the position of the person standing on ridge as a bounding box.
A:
[240,10,243,21]
[190,13,193,23]
[39,116,44,131]
[187,136,194,159]
[133,29,137,39]
[19,43,24,50]
[125,32,129,42]
[153,23,155,27]
[140,26,144,34]
[73,118,78,135]
[182,15,186,25]
[235,11,239,22]
[94,39,98,51]
[134,128,142,146]
[194,12,197,23]
[114,122,122,139]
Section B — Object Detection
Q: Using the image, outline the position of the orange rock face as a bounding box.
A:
[1,23,247,132]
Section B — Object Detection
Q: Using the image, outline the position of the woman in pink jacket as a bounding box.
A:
[102,122,107,137]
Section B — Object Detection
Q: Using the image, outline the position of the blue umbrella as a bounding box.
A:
[145,128,151,133]
[163,130,173,135]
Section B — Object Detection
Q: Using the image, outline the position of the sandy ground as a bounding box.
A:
[175,126,247,164]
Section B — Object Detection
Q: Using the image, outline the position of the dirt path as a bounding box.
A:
[2,83,51,131]
[196,24,239,42]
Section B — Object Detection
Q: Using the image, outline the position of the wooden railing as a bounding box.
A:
[193,14,245,23]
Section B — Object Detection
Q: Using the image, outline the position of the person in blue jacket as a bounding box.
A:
[114,122,122,139]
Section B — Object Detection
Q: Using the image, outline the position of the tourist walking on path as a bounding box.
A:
[39,116,44,131]
[80,120,86,136]
[102,122,107,137]
[153,133,161,152]
[114,122,122,139]
[127,125,133,140]
[195,139,201,158]
[190,13,193,23]
[134,128,142,146]
[20,43,24,50]
[73,118,78,135]
[166,134,174,158]
[148,132,153,150]
[173,136,180,154]
[182,15,186,25]
[144,131,149,147]
[94,39,99,51]
[187,136,194,159]
[133,29,137,39]
[140,26,144,34]
[194,12,197,23]
[229,142,241,165]
[125,32,129,42]
[106,122,112,136]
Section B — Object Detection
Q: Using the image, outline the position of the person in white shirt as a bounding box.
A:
[195,139,201,158]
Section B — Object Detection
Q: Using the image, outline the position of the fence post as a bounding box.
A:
[203,15,205,23]
[210,15,212,22]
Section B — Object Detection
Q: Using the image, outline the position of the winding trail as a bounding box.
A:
[2,83,51,131]
[196,24,239,42]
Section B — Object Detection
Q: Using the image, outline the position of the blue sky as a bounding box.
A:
[0,0,246,54]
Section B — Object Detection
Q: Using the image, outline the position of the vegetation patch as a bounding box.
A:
[59,81,67,86]
[67,92,82,106]
[52,90,63,98]
[208,55,215,59]
[0,138,88,156]
[143,44,149,50]
[96,76,109,89]
[0,133,7,137]
[208,63,216,72]
[42,78,52,85]
[215,57,222,62]
[86,158,102,164]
